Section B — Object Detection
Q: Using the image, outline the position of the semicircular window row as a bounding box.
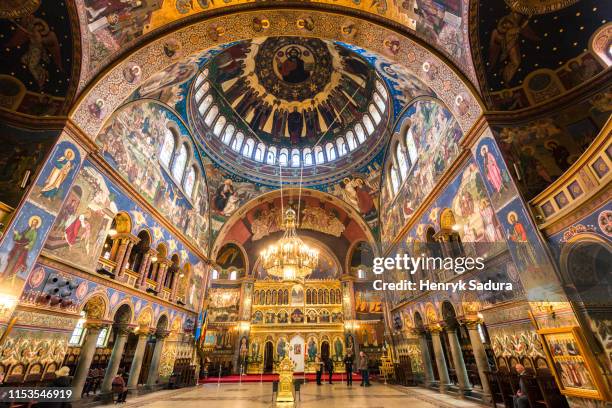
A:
[193,72,389,168]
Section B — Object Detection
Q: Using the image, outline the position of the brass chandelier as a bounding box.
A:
[260,208,319,281]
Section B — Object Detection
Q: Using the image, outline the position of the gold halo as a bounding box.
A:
[64,148,75,160]
[29,215,42,227]
[507,211,518,223]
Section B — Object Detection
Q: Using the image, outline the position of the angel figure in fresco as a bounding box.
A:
[6,15,63,90]
[488,12,539,84]
[2,216,41,282]
[39,149,75,200]
[480,145,504,193]
[506,211,538,269]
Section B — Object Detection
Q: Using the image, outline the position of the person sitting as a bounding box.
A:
[513,364,529,408]
[111,368,128,403]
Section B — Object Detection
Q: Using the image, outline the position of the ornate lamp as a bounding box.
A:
[260,208,319,281]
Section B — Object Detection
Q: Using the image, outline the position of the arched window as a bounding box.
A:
[211,269,219,280]
[231,132,244,152]
[184,165,197,197]
[357,269,366,279]
[291,149,300,167]
[279,148,289,166]
[194,68,208,88]
[336,137,347,156]
[346,131,357,151]
[390,165,400,194]
[376,80,388,99]
[266,146,277,164]
[198,94,213,116]
[204,105,219,127]
[242,138,254,157]
[255,143,265,162]
[325,142,336,161]
[229,270,237,280]
[405,127,418,165]
[303,148,313,166]
[159,128,175,167]
[213,116,226,137]
[314,146,325,164]
[369,104,382,124]
[396,144,408,180]
[222,124,235,145]
[195,81,210,103]
[355,124,366,143]
[373,92,386,112]
[363,114,375,135]
[172,144,188,181]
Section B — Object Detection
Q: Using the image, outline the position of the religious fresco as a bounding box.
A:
[75,1,474,82]
[0,125,58,209]
[207,286,241,322]
[474,0,610,110]
[95,100,210,253]
[0,0,75,115]
[491,89,612,200]
[354,281,383,320]
[215,243,246,277]
[42,161,207,312]
[473,134,517,209]
[380,98,464,249]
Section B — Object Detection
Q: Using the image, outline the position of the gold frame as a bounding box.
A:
[537,326,610,401]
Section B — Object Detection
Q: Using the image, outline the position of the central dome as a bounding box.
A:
[189,37,392,185]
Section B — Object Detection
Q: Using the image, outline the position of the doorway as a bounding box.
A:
[321,341,330,361]
[264,341,274,373]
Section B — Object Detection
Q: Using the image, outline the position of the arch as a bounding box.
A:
[160,127,177,167]
[172,142,189,181]
[128,229,152,272]
[136,306,154,328]
[441,300,458,329]
[81,293,109,320]
[155,313,169,331]
[112,303,133,325]
[424,303,438,325]
[114,211,132,234]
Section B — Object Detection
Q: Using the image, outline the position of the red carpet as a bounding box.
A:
[199,372,362,384]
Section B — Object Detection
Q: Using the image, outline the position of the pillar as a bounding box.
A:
[465,320,492,402]
[155,262,169,293]
[414,329,435,386]
[117,240,134,278]
[430,327,451,393]
[101,324,130,393]
[137,251,152,288]
[114,239,129,276]
[146,330,169,386]
[127,330,150,389]
[169,272,180,302]
[446,327,472,395]
[72,324,105,399]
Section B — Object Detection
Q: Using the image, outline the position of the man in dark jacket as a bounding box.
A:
[513,364,529,408]
[325,357,334,384]
[343,352,354,386]
[358,351,371,386]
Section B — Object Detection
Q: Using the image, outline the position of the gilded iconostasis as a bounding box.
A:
[0,0,610,406]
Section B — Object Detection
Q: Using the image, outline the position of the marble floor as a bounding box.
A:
[100,383,487,408]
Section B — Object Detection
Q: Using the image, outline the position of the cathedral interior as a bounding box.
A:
[0,0,610,407]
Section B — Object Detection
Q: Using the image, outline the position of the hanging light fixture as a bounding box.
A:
[259,162,318,281]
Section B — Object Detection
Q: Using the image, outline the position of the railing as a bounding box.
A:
[530,118,611,227]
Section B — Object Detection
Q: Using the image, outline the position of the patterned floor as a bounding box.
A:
[100,383,487,408]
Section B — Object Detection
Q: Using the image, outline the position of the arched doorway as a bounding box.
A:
[263,341,274,373]
[139,315,168,384]
[320,341,330,361]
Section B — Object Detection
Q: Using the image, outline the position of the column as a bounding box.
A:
[72,324,106,399]
[446,327,472,395]
[101,324,130,393]
[169,272,180,302]
[413,329,435,386]
[117,240,135,279]
[465,320,492,402]
[155,262,169,293]
[430,327,451,393]
[146,331,169,386]
[137,251,152,288]
[113,239,129,275]
[128,330,150,389]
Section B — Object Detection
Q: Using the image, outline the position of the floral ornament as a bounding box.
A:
[296,16,314,31]
[252,16,270,32]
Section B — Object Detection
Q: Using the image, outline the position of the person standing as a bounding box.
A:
[358,351,371,387]
[343,352,354,386]
[325,356,334,384]
[513,364,529,408]
[315,354,323,385]
[112,368,128,403]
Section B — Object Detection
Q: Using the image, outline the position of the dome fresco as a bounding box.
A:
[188,37,394,185]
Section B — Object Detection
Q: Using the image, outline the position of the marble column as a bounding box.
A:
[430,327,451,393]
[128,330,150,389]
[146,331,169,386]
[137,251,152,289]
[465,320,492,402]
[413,329,435,386]
[155,262,169,293]
[117,241,134,279]
[101,324,130,393]
[114,239,129,275]
[72,324,105,399]
[169,272,180,302]
[446,328,472,395]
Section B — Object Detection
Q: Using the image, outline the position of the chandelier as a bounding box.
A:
[260,208,319,281]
